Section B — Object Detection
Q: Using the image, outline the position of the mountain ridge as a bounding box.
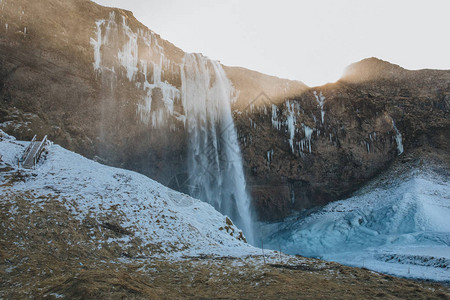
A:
[341,57,450,83]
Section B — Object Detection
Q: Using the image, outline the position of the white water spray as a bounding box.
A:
[181,53,254,243]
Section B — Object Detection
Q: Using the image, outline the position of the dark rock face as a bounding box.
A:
[237,59,449,220]
[1,1,448,221]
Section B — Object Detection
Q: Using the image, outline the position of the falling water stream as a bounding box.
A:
[90,16,255,243]
[181,53,255,243]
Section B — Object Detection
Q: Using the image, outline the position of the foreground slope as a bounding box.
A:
[0,130,256,258]
[1,131,449,298]
[265,153,450,282]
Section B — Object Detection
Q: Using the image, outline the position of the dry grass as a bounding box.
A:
[0,191,449,299]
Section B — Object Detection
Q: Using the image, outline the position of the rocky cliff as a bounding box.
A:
[0,0,305,182]
[1,0,449,221]
[238,58,449,219]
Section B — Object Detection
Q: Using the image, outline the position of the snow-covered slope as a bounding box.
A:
[0,130,260,258]
[2,129,448,282]
[265,163,450,282]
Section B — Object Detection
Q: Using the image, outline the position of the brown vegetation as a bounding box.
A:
[0,191,448,299]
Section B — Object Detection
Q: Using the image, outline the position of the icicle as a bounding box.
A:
[300,124,313,153]
[140,60,148,82]
[314,91,326,124]
[118,16,139,81]
[286,101,296,153]
[90,20,105,71]
[271,104,280,130]
[392,121,404,155]
[267,149,274,165]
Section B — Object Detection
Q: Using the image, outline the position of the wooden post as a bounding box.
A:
[261,240,266,265]
[279,243,282,264]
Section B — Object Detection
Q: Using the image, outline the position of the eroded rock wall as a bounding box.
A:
[237,59,449,220]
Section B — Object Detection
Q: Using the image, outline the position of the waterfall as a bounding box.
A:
[181,53,254,243]
[89,15,254,242]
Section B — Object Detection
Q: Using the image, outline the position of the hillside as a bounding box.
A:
[0,130,255,258]
[1,130,449,298]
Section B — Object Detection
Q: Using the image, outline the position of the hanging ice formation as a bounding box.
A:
[90,12,182,129]
[392,121,404,155]
[300,124,313,153]
[313,90,326,124]
[286,101,296,153]
[181,53,254,243]
[271,104,281,130]
[271,101,316,155]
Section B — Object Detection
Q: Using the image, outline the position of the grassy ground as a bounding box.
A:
[1,190,449,299]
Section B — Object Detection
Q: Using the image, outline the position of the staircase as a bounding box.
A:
[21,135,48,169]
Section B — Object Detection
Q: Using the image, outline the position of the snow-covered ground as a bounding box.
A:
[264,164,450,282]
[0,130,261,258]
[2,129,449,281]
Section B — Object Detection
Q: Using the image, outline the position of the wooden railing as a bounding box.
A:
[20,134,37,162]
[21,135,49,169]
[32,135,48,168]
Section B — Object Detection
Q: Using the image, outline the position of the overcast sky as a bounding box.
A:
[93,0,450,87]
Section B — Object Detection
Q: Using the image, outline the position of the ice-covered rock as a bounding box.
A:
[265,167,450,281]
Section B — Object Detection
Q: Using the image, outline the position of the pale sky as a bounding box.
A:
[93,0,450,87]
